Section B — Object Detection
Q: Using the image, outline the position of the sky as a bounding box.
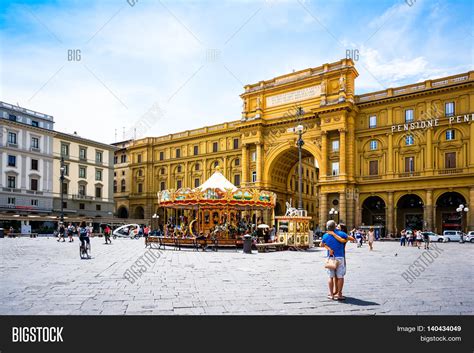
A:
[1,0,473,143]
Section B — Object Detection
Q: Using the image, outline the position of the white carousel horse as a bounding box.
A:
[285,201,299,217]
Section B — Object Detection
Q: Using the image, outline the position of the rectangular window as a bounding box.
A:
[405,157,415,173]
[79,203,85,210]
[234,174,241,187]
[79,147,87,160]
[331,162,339,176]
[159,151,164,160]
[137,184,143,193]
[233,138,239,150]
[213,142,218,152]
[96,204,101,211]
[8,132,17,145]
[121,154,127,163]
[62,182,68,195]
[194,178,200,188]
[121,180,126,192]
[445,102,455,117]
[31,199,38,206]
[445,152,456,169]
[446,129,455,141]
[137,154,142,163]
[160,181,165,191]
[8,155,16,167]
[405,109,414,123]
[62,201,67,209]
[177,180,182,189]
[251,151,256,162]
[31,159,38,170]
[61,143,69,157]
[332,140,339,151]
[235,158,240,166]
[370,140,378,150]
[31,120,39,127]
[369,160,378,175]
[96,151,103,163]
[79,184,86,196]
[95,187,102,198]
[8,114,17,122]
[7,197,15,205]
[7,176,16,188]
[113,181,117,193]
[95,169,102,181]
[193,146,199,155]
[175,149,180,158]
[31,137,39,149]
[79,166,86,179]
[63,164,69,176]
[251,171,257,183]
[114,156,118,164]
[30,178,38,191]
[369,115,377,128]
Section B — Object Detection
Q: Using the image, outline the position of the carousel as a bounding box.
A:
[156,167,277,244]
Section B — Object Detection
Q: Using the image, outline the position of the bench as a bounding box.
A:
[256,242,286,253]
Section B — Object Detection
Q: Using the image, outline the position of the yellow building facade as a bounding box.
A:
[116,59,474,235]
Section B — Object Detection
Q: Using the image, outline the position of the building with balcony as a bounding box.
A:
[53,131,116,219]
[117,59,474,235]
[0,101,55,219]
[112,139,133,219]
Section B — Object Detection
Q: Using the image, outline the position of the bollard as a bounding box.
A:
[243,234,252,254]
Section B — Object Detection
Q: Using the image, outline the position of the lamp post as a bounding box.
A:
[295,107,305,211]
[152,213,159,233]
[329,208,339,223]
[59,157,65,225]
[456,204,469,243]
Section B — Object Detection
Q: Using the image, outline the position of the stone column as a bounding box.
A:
[424,189,433,231]
[339,128,346,176]
[241,144,248,185]
[387,133,393,175]
[339,191,346,225]
[256,142,262,185]
[354,198,361,227]
[387,192,394,235]
[319,193,328,230]
[320,132,327,180]
[433,206,437,234]
[469,187,474,231]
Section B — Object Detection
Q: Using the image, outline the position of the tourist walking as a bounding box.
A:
[415,230,423,249]
[67,223,75,242]
[367,227,375,251]
[355,229,363,247]
[104,225,112,244]
[400,229,406,246]
[57,223,66,242]
[423,231,430,249]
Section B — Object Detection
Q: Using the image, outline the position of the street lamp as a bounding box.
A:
[152,213,159,233]
[59,157,65,225]
[295,107,305,211]
[456,204,469,242]
[329,208,339,223]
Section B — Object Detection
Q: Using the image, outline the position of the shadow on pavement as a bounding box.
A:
[339,297,380,306]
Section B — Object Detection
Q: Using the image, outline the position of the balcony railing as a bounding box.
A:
[362,175,382,180]
[72,194,94,200]
[438,168,464,175]
[399,172,421,178]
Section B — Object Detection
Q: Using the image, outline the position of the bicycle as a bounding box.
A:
[79,240,91,259]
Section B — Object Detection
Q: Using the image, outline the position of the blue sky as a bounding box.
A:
[1,0,473,142]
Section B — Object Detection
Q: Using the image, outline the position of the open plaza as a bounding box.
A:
[1,236,472,315]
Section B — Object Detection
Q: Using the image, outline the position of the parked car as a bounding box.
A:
[465,231,474,243]
[440,230,465,242]
[421,231,443,242]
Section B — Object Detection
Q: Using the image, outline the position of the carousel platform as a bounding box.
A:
[145,235,244,251]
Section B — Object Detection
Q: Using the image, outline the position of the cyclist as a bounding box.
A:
[78,221,91,258]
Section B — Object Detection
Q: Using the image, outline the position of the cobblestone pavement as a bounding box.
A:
[0,237,472,315]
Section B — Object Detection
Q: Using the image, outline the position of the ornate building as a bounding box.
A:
[117,58,474,235]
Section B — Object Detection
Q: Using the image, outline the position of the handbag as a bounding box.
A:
[325,255,339,270]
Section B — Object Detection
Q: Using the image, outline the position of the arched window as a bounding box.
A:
[121,179,126,192]
[195,163,200,171]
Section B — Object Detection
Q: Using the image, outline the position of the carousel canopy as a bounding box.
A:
[197,170,237,192]
[157,169,276,210]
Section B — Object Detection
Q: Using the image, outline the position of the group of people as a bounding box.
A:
[55,222,112,245]
[349,228,376,250]
[400,229,430,249]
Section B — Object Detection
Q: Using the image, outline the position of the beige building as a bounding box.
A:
[53,132,116,219]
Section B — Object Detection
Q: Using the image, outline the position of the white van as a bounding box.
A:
[440,230,464,242]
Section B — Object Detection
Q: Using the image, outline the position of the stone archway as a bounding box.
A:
[396,194,424,231]
[133,206,145,220]
[436,191,467,232]
[361,196,386,229]
[116,206,129,219]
